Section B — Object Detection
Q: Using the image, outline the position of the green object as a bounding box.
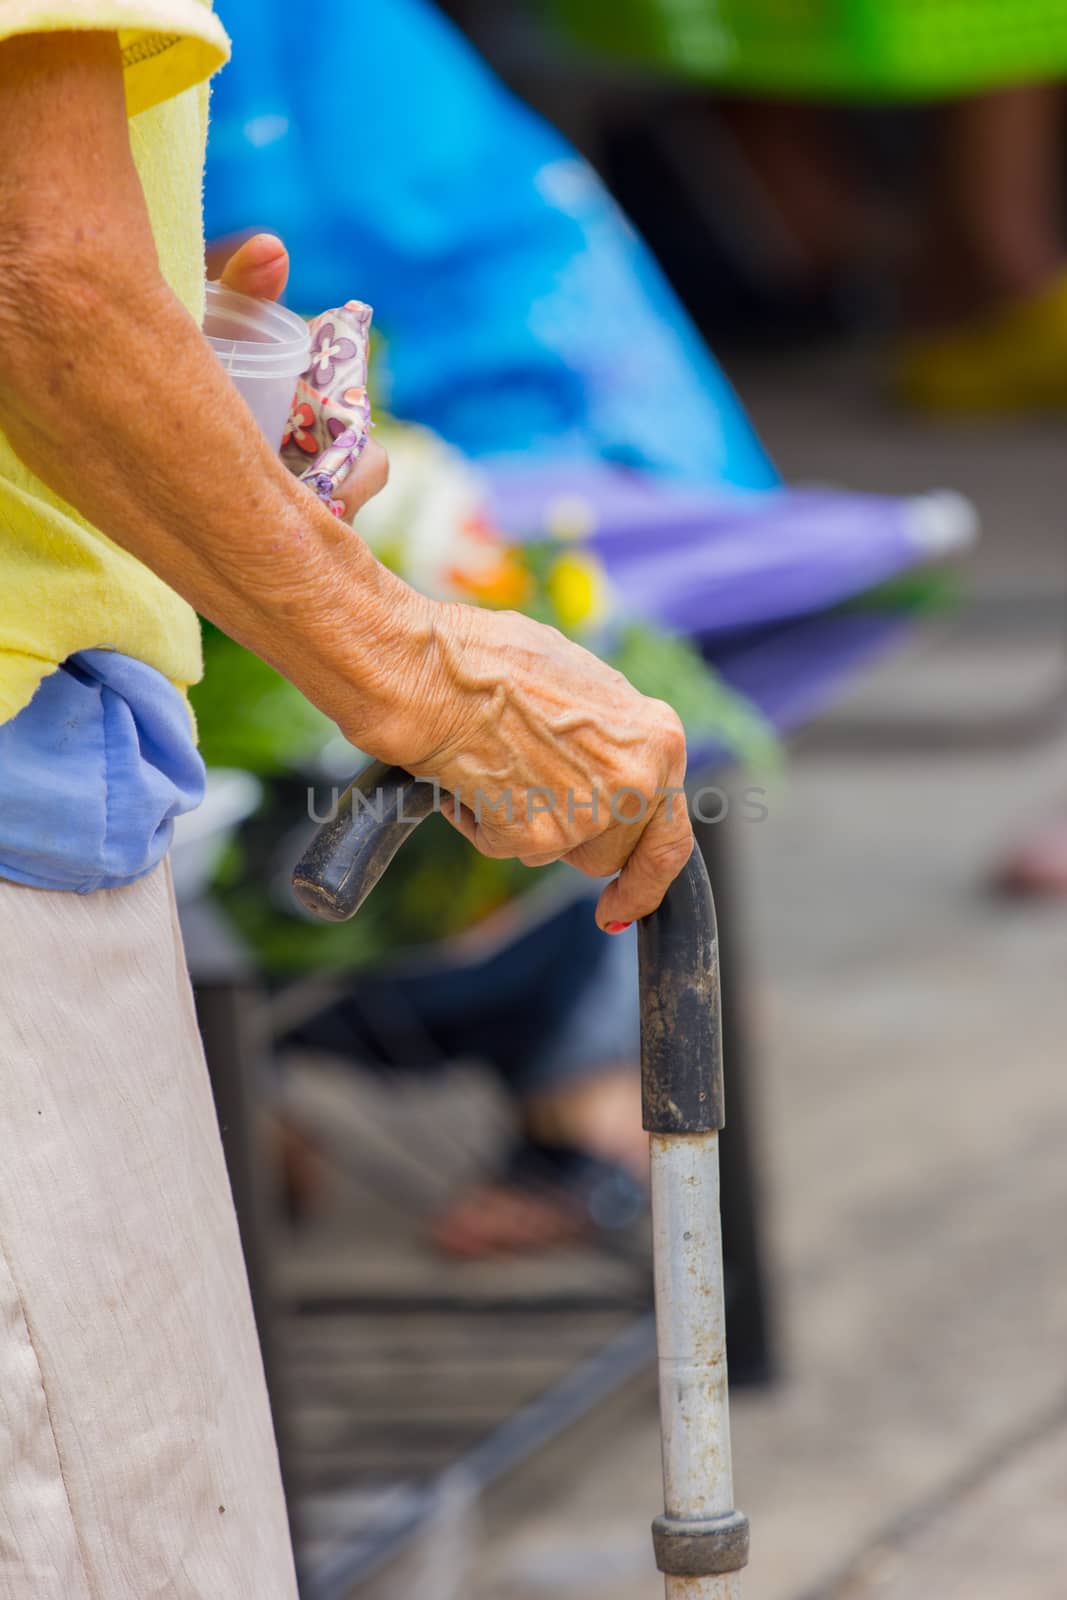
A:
[217,804,534,977]
[190,624,336,775]
[556,0,1067,101]
[835,565,962,616]
[611,621,781,773]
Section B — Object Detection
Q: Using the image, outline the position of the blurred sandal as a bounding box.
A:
[431,1134,647,1258]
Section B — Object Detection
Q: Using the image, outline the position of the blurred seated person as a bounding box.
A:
[204,0,777,1252]
[548,0,1067,408]
[286,874,646,1257]
[717,85,1067,414]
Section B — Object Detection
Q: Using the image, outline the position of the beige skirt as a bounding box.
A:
[0,863,298,1599]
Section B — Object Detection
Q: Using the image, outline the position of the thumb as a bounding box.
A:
[218,232,290,302]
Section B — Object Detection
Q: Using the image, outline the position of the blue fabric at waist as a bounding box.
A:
[0,650,205,893]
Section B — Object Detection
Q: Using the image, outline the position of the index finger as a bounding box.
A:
[594,789,694,929]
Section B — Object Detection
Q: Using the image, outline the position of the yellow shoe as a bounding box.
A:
[894,271,1067,414]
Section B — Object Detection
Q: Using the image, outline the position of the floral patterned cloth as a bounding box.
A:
[277,300,614,631]
[280,300,373,511]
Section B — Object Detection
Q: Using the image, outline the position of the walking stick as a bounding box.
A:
[293,762,750,1597]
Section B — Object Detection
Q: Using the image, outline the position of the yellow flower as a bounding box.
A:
[547,551,608,631]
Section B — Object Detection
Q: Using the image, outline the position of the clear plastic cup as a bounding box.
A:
[202,280,311,450]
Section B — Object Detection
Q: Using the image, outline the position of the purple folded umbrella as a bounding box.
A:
[487,463,976,640]
[487,461,975,755]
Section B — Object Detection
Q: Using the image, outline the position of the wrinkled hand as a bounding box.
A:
[214,233,388,517]
[383,603,693,930]
[216,239,692,927]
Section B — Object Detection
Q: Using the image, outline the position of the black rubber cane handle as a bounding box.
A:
[292,762,436,922]
[293,765,724,1131]
[638,843,725,1135]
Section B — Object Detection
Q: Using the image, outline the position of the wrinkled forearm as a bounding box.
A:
[0,233,434,755]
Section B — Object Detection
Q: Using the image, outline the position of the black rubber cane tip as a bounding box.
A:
[291,876,350,922]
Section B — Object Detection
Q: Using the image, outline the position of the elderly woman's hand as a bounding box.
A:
[368,603,693,930]
[217,234,690,926]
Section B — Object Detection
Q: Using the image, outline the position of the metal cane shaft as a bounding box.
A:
[652,1133,734,1516]
[641,848,749,1595]
[652,1133,740,1600]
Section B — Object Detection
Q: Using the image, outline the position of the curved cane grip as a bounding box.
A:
[292,762,436,922]
[294,771,722,1133]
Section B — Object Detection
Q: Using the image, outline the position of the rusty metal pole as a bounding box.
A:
[640,848,750,1598]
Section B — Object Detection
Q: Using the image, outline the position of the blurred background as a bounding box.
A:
[180,2,1067,1596]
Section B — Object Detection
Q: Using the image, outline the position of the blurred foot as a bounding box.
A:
[894,269,1067,413]
[431,1168,589,1258]
[432,1067,648,1258]
[994,812,1067,897]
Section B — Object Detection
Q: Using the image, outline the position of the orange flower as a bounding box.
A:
[447,548,534,609]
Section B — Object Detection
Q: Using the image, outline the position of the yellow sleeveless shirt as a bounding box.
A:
[0,3,229,721]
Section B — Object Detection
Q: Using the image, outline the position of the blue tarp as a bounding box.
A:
[206,0,777,489]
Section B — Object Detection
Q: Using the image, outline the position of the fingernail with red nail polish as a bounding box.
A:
[605,921,633,934]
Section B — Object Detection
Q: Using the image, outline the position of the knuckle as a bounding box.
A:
[517,813,556,856]
[645,827,694,877]
[642,695,683,740]
[658,712,687,767]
